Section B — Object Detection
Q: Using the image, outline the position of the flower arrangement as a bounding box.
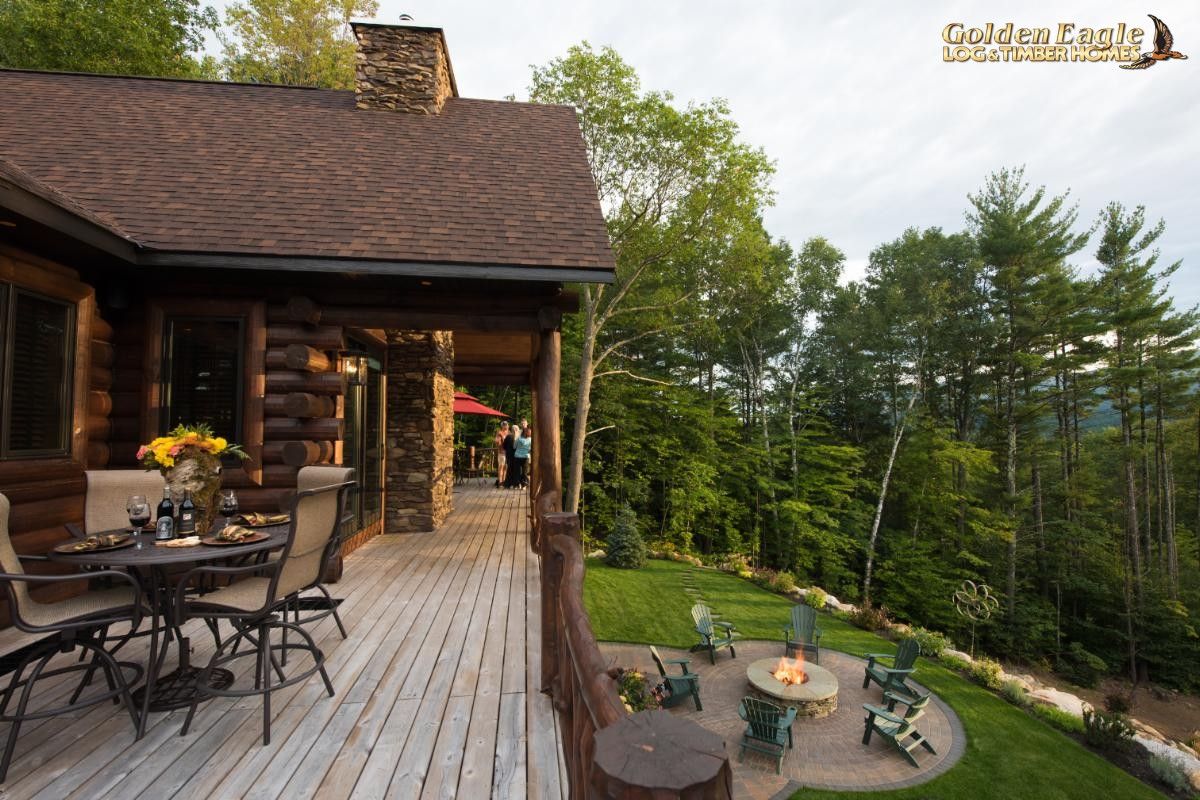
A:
[138,424,247,534]
[137,423,246,470]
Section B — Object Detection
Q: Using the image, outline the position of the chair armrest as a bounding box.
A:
[782,707,798,726]
[17,554,49,563]
[662,657,691,665]
[784,626,794,639]
[813,626,823,639]
[862,704,903,724]
[0,569,140,590]
[714,621,736,632]
[863,652,895,660]
[880,666,915,676]
[65,523,86,540]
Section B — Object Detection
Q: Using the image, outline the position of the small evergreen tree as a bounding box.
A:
[605,504,646,569]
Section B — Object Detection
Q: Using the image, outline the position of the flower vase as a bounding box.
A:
[166,452,222,535]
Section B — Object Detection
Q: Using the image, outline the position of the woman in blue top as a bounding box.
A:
[511,425,532,488]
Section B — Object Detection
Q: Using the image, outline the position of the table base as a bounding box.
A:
[133,665,235,711]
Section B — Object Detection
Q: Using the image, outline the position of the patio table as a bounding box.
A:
[47,523,289,738]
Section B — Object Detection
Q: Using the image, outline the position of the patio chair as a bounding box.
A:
[0,493,147,782]
[783,604,822,663]
[176,479,351,745]
[862,638,919,697]
[737,696,797,774]
[862,691,936,767]
[282,466,355,645]
[67,469,167,539]
[648,646,702,711]
[691,603,737,665]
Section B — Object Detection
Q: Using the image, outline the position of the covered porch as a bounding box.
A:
[0,484,565,799]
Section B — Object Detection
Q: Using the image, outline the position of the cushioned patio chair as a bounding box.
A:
[67,469,167,539]
[649,646,702,711]
[862,691,936,767]
[862,638,919,698]
[784,603,822,663]
[176,479,351,745]
[0,493,147,782]
[737,695,797,774]
[691,603,737,665]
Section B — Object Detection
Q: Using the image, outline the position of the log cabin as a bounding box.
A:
[0,22,614,619]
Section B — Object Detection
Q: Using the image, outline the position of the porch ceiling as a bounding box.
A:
[454,331,532,386]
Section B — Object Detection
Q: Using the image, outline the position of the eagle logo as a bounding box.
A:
[1121,14,1188,69]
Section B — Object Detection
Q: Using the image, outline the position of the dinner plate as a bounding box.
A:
[53,536,135,554]
[200,532,271,546]
[235,515,290,528]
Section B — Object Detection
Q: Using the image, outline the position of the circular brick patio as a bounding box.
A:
[600,640,965,799]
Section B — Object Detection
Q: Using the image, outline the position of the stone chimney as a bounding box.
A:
[350,22,459,114]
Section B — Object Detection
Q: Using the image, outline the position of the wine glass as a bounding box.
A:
[127,495,150,538]
[220,490,239,528]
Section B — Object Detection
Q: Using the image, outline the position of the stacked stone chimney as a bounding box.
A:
[350,22,458,114]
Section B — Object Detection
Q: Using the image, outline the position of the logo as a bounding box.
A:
[941,15,1187,68]
[1121,14,1188,69]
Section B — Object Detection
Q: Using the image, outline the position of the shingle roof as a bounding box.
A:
[0,70,614,277]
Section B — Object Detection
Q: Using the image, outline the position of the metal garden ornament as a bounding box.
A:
[953,580,999,657]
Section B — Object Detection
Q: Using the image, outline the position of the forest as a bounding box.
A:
[484,45,1200,695]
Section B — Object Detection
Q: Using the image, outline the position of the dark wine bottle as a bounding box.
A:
[157,487,174,522]
[178,489,197,536]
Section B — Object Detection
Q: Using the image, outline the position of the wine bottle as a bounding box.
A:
[157,487,174,522]
[178,489,196,536]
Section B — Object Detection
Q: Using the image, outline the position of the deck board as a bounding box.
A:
[0,484,564,799]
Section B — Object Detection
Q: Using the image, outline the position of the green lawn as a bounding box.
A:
[583,558,1166,800]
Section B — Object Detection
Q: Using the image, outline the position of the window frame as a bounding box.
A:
[143,299,265,486]
[0,246,95,477]
[160,315,247,444]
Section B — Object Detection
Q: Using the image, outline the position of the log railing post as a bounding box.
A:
[541,512,578,701]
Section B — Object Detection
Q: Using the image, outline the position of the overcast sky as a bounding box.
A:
[208,1,1200,307]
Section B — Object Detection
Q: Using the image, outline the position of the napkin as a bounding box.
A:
[70,534,127,551]
[237,513,289,526]
[157,536,201,548]
[216,525,256,542]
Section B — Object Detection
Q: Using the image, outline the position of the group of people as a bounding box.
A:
[493,419,532,489]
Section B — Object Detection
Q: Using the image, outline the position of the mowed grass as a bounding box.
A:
[583,558,1166,800]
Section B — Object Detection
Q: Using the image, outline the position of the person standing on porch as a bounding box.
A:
[493,421,509,487]
[512,425,532,488]
[502,422,520,488]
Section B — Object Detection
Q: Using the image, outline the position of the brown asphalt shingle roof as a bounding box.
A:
[0,70,614,275]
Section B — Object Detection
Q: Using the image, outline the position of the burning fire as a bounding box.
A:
[772,655,807,686]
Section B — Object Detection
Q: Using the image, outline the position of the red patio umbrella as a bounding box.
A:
[453,391,507,418]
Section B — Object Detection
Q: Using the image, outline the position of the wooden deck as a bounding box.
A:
[0,484,565,799]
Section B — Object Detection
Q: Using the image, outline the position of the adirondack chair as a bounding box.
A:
[862,638,919,697]
[737,696,797,774]
[691,604,737,665]
[862,691,937,767]
[783,604,822,663]
[649,646,702,711]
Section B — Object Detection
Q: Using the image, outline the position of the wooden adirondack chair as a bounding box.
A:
[649,646,702,711]
[783,604,822,663]
[862,691,937,767]
[862,638,919,697]
[691,604,737,665]
[737,696,797,774]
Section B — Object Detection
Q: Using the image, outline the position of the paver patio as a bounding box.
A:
[600,640,964,800]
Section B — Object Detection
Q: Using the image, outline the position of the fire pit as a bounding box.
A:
[746,656,838,718]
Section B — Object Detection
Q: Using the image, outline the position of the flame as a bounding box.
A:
[772,655,807,686]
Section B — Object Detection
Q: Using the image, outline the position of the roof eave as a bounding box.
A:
[136,251,615,284]
[0,175,140,263]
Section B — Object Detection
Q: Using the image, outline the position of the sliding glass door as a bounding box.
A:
[341,340,384,535]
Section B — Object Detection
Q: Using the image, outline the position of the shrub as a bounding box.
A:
[1103,692,1132,715]
[849,603,890,632]
[1149,755,1192,793]
[1000,679,1031,707]
[967,657,1004,691]
[902,626,952,657]
[615,669,661,713]
[1082,707,1135,751]
[605,504,646,569]
[938,652,971,672]
[1057,641,1108,689]
[736,569,753,580]
[832,609,852,623]
[804,587,828,610]
[770,571,797,593]
[1031,703,1085,734]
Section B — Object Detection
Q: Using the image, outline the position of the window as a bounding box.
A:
[161,317,244,441]
[0,284,76,459]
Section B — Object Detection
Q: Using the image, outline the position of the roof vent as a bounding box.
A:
[350,22,459,114]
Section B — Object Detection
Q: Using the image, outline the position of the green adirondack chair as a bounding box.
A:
[691,604,737,665]
[862,638,919,697]
[862,691,937,767]
[737,696,797,774]
[783,604,822,663]
[649,646,702,711]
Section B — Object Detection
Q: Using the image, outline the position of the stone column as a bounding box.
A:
[385,330,454,533]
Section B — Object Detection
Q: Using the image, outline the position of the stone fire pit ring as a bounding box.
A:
[746,656,838,718]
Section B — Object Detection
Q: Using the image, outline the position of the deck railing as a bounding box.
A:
[537,509,733,798]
